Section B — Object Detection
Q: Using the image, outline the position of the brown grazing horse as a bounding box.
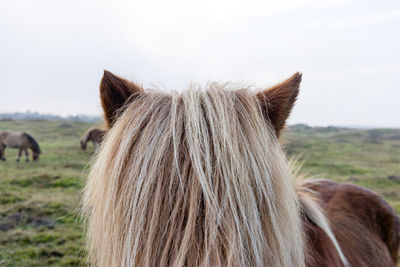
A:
[82,71,399,267]
[0,130,41,161]
[80,127,106,151]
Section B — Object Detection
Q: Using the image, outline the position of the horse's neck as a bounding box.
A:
[298,186,348,266]
[23,135,32,149]
[82,131,91,144]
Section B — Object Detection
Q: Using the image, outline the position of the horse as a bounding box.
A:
[80,127,106,151]
[82,70,399,267]
[0,130,41,162]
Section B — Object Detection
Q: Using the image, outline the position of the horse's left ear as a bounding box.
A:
[100,70,143,128]
[257,72,302,137]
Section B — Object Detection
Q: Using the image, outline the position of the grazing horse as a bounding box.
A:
[82,71,399,267]
[0,131,41,162]
[80,127,106,151]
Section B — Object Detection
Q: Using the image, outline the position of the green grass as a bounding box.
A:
[0,121,399,265]
[0,120,94,266]
[285,125,400,222]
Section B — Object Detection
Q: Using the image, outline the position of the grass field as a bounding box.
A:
[0,120,399,266]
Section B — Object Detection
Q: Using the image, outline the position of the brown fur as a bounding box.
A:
[305,180,400,267]
[303,215,344,266]
[100,70,143,128]
[257,72,301,137]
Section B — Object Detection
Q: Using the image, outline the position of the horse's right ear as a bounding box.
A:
[100,70,143,128]
[257,72,302,138]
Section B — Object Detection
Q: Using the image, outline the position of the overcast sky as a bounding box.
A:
[0,0,399,127]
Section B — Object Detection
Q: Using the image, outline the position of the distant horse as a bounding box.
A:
[82,71,399,267]
[0,131,41,162]
[80,127,106,151]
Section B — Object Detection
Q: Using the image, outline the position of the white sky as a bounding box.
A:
[0,0,399,127]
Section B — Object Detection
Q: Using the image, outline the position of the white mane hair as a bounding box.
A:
[82,72,346,267]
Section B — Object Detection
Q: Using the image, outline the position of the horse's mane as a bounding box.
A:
[83,84,310,266]
[23,133,41,154]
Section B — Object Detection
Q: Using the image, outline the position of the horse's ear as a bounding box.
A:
[257,72,302,137]
[100,70,143,128]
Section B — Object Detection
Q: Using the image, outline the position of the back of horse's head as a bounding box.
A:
[83,71,305,267]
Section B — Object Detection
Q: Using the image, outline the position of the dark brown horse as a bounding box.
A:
[0,131,41,161]
[80,127,106,151]
[82,71,399,267]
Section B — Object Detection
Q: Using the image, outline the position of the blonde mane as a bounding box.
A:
[82,78,345,266]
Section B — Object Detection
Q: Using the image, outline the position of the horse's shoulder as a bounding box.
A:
[306,180,400,265]
[308,180,398,227]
